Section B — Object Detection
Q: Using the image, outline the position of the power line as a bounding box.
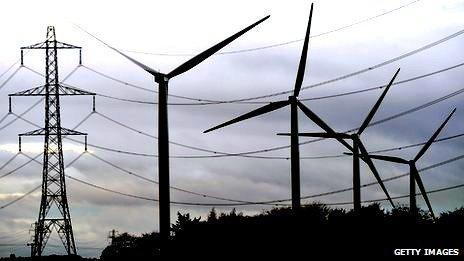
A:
[0,50,32,80]
[24,36,464,109]
[301,61,464,102]
[79,64,267,104]
[87,61,464,106]
[325,183,464,206]
[2,64,82,131]
[201,27,464,103]
[0,152,86,210]
[301,153,464,202]
[0,111,93,181]
[0,98,44,132]
[93,83,464,158]
[95,111,281,158]
[88,152,281,205]
[0,66,22,92]
[87,138,463,205]
[63,154,464,207]
[0,243,105,250]
[4,122,282,206]
[10,83,464,160]
[119,0,422,56]
[221,152,464,205]
[3,148,464,208]
[371,133,464,154]
[225,85,464,157]
[0,60,20,80]
[81,27,464,104]
[0,183,41,210]
[27,153,464,206]
[81,65,208,102]
[1,140,283,209]
[66,131,464,160]
[2,49,459,205]
[0,153,20,172]
[0,153,42,180]
[0,230,29,239]
[0,112,10,125]
[30,64,212,103]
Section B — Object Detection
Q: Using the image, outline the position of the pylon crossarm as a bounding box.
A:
[19,127,87,136]
[10,84,95,96]
[55,41,81,49]
[21,42,46,49]
[61,128,87,136]
[19,128,47,136]
[22,41,81,50]
[58,84,95,95]
[9,85,47,96]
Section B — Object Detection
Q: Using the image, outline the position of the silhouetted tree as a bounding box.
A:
[171,212,201,240]
[100,232,160,260]
[98,203,464,258]
[438,207,464,225]
[207,208,217,223]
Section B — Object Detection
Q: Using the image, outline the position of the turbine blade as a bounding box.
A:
[277,132,349,139]
[297,101,353,150]
[358,68,400,134]
[298,132,341,138]
[294,3,314,97]
[364,154,409,164]
[167,15,270,79]
[204,100,288,133]
[411,165,436,219]
[74,24,160,76]
[358,142,395,208]
[414,108,456,162]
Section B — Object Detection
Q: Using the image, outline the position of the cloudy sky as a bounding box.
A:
[1,0,464,257]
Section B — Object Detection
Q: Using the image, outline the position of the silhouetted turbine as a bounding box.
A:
[350,108,456,219]
[205,4,321,211]
[277,69,400,212]
[77,15,270,250]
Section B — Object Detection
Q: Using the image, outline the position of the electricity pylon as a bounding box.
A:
[10,26,95,257]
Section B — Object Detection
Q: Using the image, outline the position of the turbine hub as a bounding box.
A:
[288,95,298,102]
[154,73,169,83]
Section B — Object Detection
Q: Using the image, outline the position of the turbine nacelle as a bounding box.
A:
[288,95,298,102]
[154,73,169,84]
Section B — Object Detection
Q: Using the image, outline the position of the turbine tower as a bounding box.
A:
[77,15,269,251]
[10,26,94,257]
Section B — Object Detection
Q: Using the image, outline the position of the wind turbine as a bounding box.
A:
[277,69,400,212]
[77,15,270,249]
[353,108,456,219]
[204,4,315,211]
